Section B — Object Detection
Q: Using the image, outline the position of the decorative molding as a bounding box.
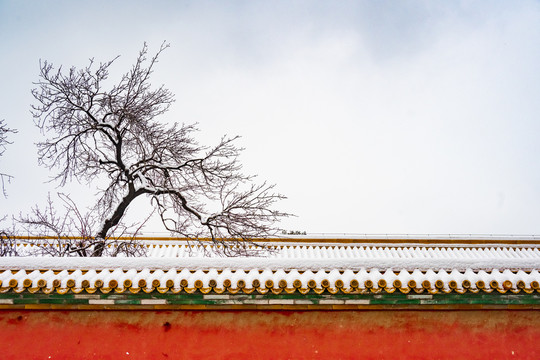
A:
[1,269,538,295]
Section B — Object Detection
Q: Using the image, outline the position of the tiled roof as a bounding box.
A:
[4,238,539,271]
[1,267,538,296]
[1,237,539,297]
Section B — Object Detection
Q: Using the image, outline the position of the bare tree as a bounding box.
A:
[0,120,17,254]
[0,119,16,197]
[17,193,147,257]
[0,230,18,256]
[31,43,289,256]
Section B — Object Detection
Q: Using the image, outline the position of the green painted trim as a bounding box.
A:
[0,290,539,307]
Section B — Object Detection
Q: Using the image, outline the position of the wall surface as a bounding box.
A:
[0,310,538,359]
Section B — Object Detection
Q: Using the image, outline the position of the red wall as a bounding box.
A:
[0,310,538,359]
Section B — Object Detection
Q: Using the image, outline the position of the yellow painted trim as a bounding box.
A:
[6,235,540,245]
[0,284,536,295]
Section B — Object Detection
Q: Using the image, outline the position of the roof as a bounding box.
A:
[2,239,539,271]
[1,236,539,297]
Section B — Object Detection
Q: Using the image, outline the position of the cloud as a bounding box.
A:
[1,1,540,234]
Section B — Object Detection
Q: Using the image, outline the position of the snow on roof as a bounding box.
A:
[0,267,538,296]
[3,238,539,271]
[0,237,539,295]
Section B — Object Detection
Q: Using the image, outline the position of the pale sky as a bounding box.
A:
[1,0,540,235]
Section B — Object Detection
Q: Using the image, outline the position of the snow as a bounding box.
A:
[0,266,538,293]
[1,246,538,272]
[0,239,538,292]
[0,252,540,271]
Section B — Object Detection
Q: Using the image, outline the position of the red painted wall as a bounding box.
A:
[0,310,538,360]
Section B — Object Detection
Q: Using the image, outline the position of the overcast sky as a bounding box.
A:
[1,1,540,235]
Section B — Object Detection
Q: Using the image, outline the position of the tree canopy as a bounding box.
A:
[29,43,289,256]
[0,119,16,198]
